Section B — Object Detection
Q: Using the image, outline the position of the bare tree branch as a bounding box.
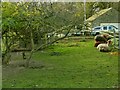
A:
[25,24,74,67]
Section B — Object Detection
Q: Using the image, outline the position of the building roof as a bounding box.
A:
[86,8,112,22]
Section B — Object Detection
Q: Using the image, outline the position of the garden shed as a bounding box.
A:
[86,7,120,30]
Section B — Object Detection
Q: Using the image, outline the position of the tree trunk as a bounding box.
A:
[2,31,11,65]
[25,29,35,67]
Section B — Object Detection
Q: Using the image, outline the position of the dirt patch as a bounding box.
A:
[2,60,46,79]
[67,43,80,47]
[49,52,62,56]
[7,60,45,69]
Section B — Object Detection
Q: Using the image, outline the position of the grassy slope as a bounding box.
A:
[2,39,118,88]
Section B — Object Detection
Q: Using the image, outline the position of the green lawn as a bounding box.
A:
[2,39,118,88]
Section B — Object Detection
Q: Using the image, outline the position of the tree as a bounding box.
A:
[2,2,77,65]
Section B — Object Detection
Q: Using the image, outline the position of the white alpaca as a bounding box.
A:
[97,41,111,52]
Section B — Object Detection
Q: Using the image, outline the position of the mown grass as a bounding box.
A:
[2,39,118,88]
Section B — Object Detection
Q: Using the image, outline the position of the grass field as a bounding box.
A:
[2,38,118,88]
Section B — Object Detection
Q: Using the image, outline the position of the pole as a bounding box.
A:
[84,0,86,36]
[113,29,116,48]
[119,21,120,50]
[118,29,120,51]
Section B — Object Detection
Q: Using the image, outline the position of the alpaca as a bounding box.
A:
[97,40,111,52]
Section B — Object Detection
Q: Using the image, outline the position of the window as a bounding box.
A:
[94,27,101,30]
[103,26,107,30]
[109,26,112,30]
